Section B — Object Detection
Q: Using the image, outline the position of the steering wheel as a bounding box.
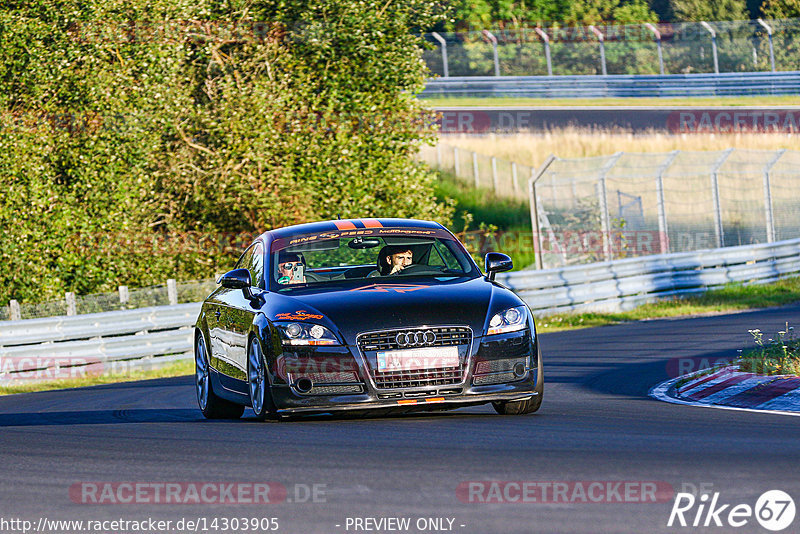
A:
[394,264,440,275]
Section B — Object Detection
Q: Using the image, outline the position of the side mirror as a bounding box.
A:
[220,268,251,290]
[220,268,263,303]
[485,252,513,281]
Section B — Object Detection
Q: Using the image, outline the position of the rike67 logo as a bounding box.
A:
[668,490,795,531]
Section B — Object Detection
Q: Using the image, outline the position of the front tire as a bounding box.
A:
[248,337,276,421]
[196,331,244,419]
[493,346,543,415]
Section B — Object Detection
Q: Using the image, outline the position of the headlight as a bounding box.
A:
[486,306,528,336]
[275,322,340,346]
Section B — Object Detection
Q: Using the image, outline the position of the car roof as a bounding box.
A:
[262,218,446,241]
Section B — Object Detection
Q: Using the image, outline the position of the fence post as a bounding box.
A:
[482,30,500,76]
[472,151,480,187]
[9,299,21,321]
[436,143,442,167]
[597,153,623,261]
[65,292,77,316]
[431,32,449,77]
[710,148,733,248]
[167,279,178,306]
[589,25,607,75]
[763,149,786,243]
[645,23,664,75]
[757,19,776,72]
[530,156,557,270]
[119,286,129,305]
[655,151,679,254]
[491,156,499,192]
[511,162,519,194]
[453,147,460,176]
[700,22,719,74]
[534,27,552,76]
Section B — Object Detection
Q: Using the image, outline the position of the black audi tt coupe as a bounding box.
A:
[194,218,543,420]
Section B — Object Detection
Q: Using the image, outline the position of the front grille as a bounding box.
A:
[371,365,465,389]
[358,326,471,352]
[473,372,518,385]
[306,384,363,395]
[357,326,472,390]
[474,357,529,375]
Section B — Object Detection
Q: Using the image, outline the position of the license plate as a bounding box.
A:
[376,346,460,372]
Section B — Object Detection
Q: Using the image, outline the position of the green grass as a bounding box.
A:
[737,325,800,375]
[536,277,800,333]
[0,359,194,396]
[421,95,800,108]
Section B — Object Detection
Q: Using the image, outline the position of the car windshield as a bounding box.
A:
[268,227,479,291]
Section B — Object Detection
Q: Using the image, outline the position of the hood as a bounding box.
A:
[269,277,512,344]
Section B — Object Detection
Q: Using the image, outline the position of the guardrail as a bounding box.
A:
[497,238,800,315]
[2,238,799,383]
[0,303,200,384]
[421,71,800,98]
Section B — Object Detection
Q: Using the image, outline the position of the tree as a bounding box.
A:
[671,0,748,20]
[761,0,800,17]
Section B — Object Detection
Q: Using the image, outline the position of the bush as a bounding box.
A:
[0,0,451,304]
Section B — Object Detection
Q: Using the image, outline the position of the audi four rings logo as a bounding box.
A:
[396,330,437,347]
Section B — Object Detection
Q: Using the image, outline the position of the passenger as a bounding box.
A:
[277,252,306,285]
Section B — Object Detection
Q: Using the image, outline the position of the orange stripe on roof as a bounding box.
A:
[361,219,383,228]
[334,221,357,230]
[397,399,418,405]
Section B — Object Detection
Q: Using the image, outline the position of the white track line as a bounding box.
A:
[649,374,800,418]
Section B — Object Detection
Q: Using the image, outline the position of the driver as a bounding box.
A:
[384,247,413,275]
[277,251,306,285]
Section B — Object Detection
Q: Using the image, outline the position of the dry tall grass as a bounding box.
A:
[442,129,800,168]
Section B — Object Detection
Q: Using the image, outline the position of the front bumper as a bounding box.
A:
[270,328,539,415]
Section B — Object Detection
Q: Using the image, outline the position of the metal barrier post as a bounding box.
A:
[645,23,664,74]
[431,32,449,77]
[597,153,623,261]
[763,149,786,242]
[119,286,129,305]
[167,279,178,306]
[655,151,679,254]
[453,146,459,176]
[530,155,557,270]
[482,30,500,76]
[491,157,499,192]
[472,151,480,187]
[757,19,776,72]
[65,292,77,316]
[700,22,719,74]
[534,27,552,76]
[710,148,733,248]
[9,300,21,321]
[589,25,607,75]
[511,161,519,193]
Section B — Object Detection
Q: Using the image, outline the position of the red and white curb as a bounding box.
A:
[650,365,800,417]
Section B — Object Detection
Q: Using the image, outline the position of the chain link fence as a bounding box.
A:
[0,278,218,321]
[422,18,800,77]
[424,143,800,269]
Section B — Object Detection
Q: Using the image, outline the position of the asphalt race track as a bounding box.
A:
[433,106,800,134]
[2,305,800,534]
